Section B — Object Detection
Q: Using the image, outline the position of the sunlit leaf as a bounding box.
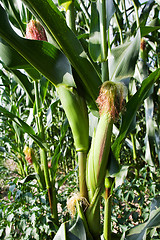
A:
[89,2,101,62]
[20,0,102,102]
[109,30,140,82]
[89,0,115,62]
[58,0,72,11]
[67,217,87,240]
[53,222,67,240]
[0,5,75,87]
[112,68,160,159]
[141,26,160,37]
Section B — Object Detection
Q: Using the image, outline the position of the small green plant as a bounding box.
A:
[0,178,56,239]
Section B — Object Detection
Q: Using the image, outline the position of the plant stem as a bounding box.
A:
[34,80,59,224]
[102,62,109,83]
[78,151,88,200]
[40,147,59,224]
[114,12,123,44]
[31,152,45,189]
[51,179,59,225]
[103,188,112,240]
[18,157,26,177]
[34,81,43,137]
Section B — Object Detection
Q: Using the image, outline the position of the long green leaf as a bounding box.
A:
[0,38,31,69]
[125,196,160,240]
[67,216,87,240]
[21,0,101,101]
[53,222,67,240]
[1,0,26,34]
[108,30,140,82]
[53,217,88,240]
[89,0,115,62]
[141,26,160,37]
[0,38,42,80]
[0,106,45,149]
[11,70,35,104]
[89,2,101,62]
[112,68,160,159]
[0,5,75,87]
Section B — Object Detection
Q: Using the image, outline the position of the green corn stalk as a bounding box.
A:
[25,20,59,225]
[86,81,127,239]
[57,84,89,199]
[103,178,112,240]
[57,84,89,153]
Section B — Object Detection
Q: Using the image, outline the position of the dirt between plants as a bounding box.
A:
[0,158,18,200]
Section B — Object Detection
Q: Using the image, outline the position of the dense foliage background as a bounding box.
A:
[0,0,160,239]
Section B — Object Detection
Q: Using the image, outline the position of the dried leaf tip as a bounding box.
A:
[96,81,127,121]
[26,20,47,41]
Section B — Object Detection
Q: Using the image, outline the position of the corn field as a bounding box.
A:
[0,0,160,239]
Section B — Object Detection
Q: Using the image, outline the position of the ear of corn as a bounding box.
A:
[86,81,127,238]
[23,146,45,188]
[57,84,89,152]
[86,114,113,201]
[26,20,48,41]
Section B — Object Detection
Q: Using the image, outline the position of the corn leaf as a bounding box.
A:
[1,0,26,34]
[67,216,87,240]
[108,30,140,82]
[21,0,102,101]
[125,196,160,240]
[58,0,72,11]
[0,106,45,149]
[0,4,75,87]
[89,2,101,62]
[112,68,160,159]
[140,26,160,37]
[53,217,88,240]
[0,38,32,70]
[11,70,35,104]
[53,222,67,240]
[89,0,115,62]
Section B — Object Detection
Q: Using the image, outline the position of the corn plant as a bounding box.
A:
[0,0,160,239]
